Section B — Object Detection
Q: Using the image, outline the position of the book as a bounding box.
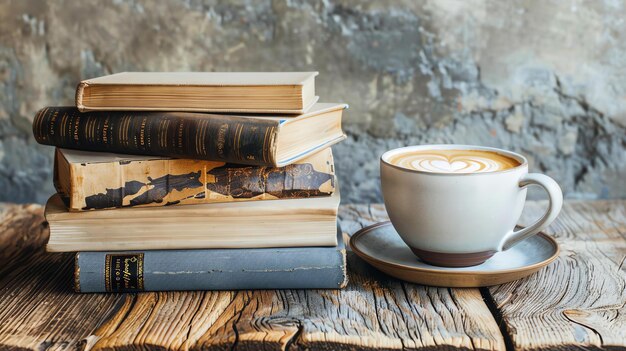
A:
[44,184,340,252]
[33,103,347,167]
[74,225,347,292]
[75,72,319,114]
[55,147,335,211]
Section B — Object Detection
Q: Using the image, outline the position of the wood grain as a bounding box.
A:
[0,250,127,350]
[0,201,624,350]
[489,200,626,350]
[0,203,48,264]
[0,202,503,350]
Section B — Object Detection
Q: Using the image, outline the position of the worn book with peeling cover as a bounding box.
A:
[54,147,335,211]
[33,103,346,167]
[75,72,319,114]
[74,225,347,292]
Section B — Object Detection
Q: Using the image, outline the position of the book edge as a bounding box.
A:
[76,104,316,114]
[276,134,346,167]
[81,71,319,86]
[75,82,87,112]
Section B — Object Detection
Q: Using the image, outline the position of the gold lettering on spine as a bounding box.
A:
[177,121,184,150]
[105,253,144,292]
[104,255,111,292]
[139,117,147,147]
[122,256,142,288]
[49,110,59,137]
[145,117,151,147]
[73,114,80,142]
[102,117,109,143]
[217,123,228,158]
[123,257,133,286]
[137,256,144,289]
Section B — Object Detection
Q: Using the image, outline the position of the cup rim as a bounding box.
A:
[380,144,528,176]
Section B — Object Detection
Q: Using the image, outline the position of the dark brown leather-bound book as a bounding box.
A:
[54,147,336,211]
[75,72,319,114]
[33,103,346,167]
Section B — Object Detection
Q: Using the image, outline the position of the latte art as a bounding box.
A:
[388,149,520,174]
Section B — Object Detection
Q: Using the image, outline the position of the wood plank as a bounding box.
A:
[0,250,129,350]
[0,203,48,264]
[489,200,626,350]
[190,256,504,350]
[3,200,624,350]
[0,202,505,351]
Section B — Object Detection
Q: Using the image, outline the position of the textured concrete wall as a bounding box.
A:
[1,0,625,204]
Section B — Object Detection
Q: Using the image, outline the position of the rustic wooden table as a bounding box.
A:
[0,200,624,350]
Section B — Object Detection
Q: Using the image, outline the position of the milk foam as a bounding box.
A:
[388,149,520,174]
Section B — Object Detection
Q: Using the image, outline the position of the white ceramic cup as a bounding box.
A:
[380,144,563,267]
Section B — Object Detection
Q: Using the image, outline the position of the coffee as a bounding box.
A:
[381,144,562,267]
[388,149,520,174]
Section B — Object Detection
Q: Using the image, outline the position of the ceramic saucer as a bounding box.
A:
[350,221,559,287]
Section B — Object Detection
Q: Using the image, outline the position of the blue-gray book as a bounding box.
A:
[74,226,347,292]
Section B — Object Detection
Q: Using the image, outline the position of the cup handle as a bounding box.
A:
[500,173,563,251]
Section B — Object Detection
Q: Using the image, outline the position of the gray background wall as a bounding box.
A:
[1,0,625,204]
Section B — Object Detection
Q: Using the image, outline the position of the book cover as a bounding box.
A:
[74,225,347,292]
[76,72,319,114]
[33,103,346,167]
[45,186,340,252]
[55,147,335,211]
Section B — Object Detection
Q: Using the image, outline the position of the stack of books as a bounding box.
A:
[32,72,349,293]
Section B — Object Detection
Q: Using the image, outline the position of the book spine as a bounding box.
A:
[75,246,346,292]
[58,149,335,211]
[33,107,280,166]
